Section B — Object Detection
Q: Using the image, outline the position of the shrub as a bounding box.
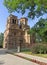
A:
[31,43,47,54]
[21,48,30,52]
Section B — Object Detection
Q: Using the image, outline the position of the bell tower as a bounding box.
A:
[3,14,19,49]
[7,14,19,29]
[19,17,30,30]
[19,17,28,30]
[20,17,28,25]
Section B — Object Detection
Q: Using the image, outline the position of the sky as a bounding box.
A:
[0,0,47,33]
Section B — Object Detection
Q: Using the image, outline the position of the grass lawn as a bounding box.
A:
[22,51,47,58]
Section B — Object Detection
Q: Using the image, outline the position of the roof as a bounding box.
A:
[9,14,17,18]
[20,17,28,20]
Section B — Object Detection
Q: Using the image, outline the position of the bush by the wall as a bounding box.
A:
[31,43,47,54]
[21,48,30,52]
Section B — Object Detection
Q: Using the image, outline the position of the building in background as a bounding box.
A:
[3,14,31,51]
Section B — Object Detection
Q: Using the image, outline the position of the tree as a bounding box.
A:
[36,18,47,42]
[29,18,47,42]
[3,0,47,18]
[0,33,4,47]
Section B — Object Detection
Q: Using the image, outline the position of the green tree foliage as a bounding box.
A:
[29,18,47,42]
[35,18,47,42]
[3,0,47,18]
[0,33,4,47]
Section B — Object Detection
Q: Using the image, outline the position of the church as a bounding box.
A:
[3,14,32,51]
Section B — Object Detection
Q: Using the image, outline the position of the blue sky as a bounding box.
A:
[0,0,47,33]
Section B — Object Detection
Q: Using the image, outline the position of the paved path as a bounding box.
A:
[16,53,47,64]
[0,49,39,65]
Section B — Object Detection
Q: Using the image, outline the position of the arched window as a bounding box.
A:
[12,19,14,24]
[15,20,16,24]
[12,19,16,24]
[20,25,22,29]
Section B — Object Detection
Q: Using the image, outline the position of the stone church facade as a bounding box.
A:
[3,14,32,50]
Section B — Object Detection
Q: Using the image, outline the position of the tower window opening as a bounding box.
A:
[12,19,14,24]
[12,19,16,24]
[20,25,22,29]
[15,20,16,24]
